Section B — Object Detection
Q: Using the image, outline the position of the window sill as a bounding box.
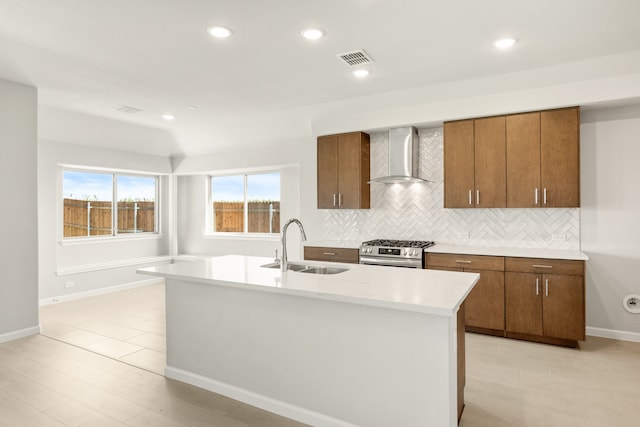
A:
[59,234,164,246]
[203,233,279,242]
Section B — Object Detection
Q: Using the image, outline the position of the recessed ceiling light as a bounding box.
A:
[353,69,370,78]
[162,114,175,121]
[186,105,197,111]
[301,28,324,40]
[492,37,517,49]
[207,26,232,38]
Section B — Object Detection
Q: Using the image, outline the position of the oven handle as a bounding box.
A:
[359,256,422,268]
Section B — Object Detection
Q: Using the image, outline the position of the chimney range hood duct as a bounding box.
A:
[369,126,429,184]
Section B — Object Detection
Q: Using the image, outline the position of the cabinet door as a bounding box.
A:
[506,112,541,207]
[317,136,339,209]
[338,132,369,209]
[540,107,580,207]
[465,269,505,331]
[444,120,475,208]
[542,274,585,340]
[474,116,506,208]
[505,272,542,336]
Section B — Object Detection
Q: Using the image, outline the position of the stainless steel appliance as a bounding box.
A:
[359,239,436,268]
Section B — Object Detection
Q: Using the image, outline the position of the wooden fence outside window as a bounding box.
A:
[63,198,155,237]
[213,201,280,233]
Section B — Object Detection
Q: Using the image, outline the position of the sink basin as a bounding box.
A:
[260,262,347,274]
[298,266,348,275]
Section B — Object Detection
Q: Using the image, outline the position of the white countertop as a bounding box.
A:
[424,244,588,260]
[305,241,588,260]
[138,255,478,317]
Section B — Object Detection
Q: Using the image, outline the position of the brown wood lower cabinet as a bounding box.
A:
[425,253,505,335]
[505,257,585,347]
[426,252,586,347]
[303,246,359,264]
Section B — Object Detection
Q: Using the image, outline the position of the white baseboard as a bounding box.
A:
[56,255,172,276]
[587,326,640,343]
[0,326,41,344]
[164,366,357,427]
[39,277,164,306]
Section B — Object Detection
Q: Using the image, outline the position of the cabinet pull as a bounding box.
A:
[468,190,472,205]
[532,264,553,269]
[543,188,547,205]
[535,188,539,205]
[323,252,336,256]
[455,260,472,264]
[536,278,539,296]
[333,194,337,207]
[545,278,549,297]
[338,194,342,206]
[476,190,480,205]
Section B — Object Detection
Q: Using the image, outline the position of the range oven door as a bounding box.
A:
[359,256,422,269]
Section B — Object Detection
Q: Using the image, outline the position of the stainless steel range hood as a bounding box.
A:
[369,126,429,184]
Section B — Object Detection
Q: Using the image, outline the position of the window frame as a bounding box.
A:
[206,170,281,238]
[60,166,161,242]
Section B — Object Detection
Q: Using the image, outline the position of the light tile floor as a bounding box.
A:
[29,282,640,426]
[40,282,167,374]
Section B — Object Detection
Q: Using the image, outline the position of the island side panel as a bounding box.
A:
[165,278,459,427]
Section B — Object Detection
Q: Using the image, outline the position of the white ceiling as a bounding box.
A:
[2,0,640,157]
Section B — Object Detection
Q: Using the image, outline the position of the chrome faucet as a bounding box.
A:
[281,218,307,272]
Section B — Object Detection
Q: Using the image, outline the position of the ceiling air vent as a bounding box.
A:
[336,49,374,67]
[114,105,143,114]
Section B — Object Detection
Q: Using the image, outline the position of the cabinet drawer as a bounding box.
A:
[304,246,359,264]
[425,253,504,271]
[505,257,584,276]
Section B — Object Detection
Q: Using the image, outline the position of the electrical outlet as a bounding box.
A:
[64,281,75,288]
[552,233,567,242]
[457,232,470,239]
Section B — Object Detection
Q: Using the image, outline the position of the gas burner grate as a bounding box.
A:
[362,239,436,249]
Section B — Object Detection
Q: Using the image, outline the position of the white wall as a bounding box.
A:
[0,78,38,340]
[37,139,173,300]
[581,105,640,336]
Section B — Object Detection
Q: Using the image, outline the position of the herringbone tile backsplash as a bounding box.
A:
[323,127,580,249]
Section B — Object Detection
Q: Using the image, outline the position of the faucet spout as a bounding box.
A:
[281,218,307,272]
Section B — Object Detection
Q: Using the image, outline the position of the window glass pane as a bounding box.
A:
[116,175,157,234]
[247,172,280,234]
[211,175,245,232]
[63,171,113,237]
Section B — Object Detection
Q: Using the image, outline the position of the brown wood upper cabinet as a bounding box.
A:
[444,117,506,208]
[317,132,370,209]
[506,107,580,207]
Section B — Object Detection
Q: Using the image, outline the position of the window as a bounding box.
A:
[62,169,159,238]
[210,172,280,234]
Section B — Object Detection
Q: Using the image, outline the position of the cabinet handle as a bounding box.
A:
[338,194,343,206]
[468,190,472,205]
[536,278,539,296]
[476,190,480,205]
[545,278,549,297]
[532,264,553,269]
[535,188,539,205]
[333,194,337,207]
[543,188,547,205]
[455,260,472,264]
[323,252,336,256]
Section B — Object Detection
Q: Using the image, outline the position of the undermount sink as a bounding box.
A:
[298,266,348,275]
[260,262,347,275]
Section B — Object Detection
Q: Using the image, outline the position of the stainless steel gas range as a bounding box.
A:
[359,239,436,269]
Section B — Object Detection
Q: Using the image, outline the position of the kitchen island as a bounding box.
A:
[137,255,478,427]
